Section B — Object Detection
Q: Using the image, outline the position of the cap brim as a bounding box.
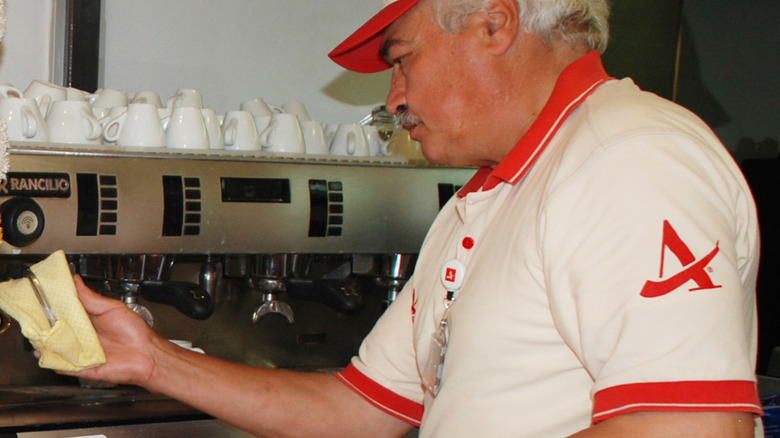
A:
[328,0,422,73]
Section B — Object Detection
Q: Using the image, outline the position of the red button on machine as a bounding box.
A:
[462,237,474,249]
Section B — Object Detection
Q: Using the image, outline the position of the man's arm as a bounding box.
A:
[570,411,757,438]
[69,275,413,438]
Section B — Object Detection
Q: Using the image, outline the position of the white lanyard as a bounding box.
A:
[422,259,466,397]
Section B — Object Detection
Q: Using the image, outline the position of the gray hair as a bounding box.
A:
[431,0,610,53]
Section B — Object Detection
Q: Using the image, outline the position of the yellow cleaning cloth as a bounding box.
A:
[0,250,105,371]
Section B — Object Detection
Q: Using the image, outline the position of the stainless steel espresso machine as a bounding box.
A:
[0,143,474,436]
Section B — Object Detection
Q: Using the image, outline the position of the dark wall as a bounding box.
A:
[677,1,779,375]
[602,0,682,101]
[602,0,780,375]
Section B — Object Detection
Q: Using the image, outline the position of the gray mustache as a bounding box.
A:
[395,106,421,131]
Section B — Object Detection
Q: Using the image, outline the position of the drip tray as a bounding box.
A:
[0,385,204,432]
[0,385,164,409]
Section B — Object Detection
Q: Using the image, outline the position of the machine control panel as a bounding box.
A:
[1,145,476,255]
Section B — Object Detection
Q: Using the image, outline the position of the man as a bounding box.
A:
[69,0,762,436]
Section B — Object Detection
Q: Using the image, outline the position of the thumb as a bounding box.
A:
[72,274,122,315]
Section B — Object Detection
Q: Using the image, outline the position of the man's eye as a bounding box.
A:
[392,56,406,65]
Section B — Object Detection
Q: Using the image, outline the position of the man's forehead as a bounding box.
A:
[380,4,430,51]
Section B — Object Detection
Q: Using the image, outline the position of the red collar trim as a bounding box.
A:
[458,51,611,197]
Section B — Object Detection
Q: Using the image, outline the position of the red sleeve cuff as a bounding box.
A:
[592,380,763,423]
[335,363,424,427]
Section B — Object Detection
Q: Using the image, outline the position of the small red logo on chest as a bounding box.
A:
[444,267,457,283]
[640,220,721,298]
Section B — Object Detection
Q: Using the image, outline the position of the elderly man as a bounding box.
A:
[69,0,762,436]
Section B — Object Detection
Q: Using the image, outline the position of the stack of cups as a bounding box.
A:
[0,82,49,143]
[1,79,394,157]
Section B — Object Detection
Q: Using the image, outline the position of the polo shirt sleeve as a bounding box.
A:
[540,130,762,422]
[335,279,424,426]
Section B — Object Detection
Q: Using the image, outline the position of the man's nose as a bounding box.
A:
[385,66,407,114]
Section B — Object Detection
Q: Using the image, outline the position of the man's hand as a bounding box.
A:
[66,275,162,386]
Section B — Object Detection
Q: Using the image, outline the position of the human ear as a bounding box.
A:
[481,0,519,55]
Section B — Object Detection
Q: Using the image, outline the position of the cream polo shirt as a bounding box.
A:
[336,52,762,437]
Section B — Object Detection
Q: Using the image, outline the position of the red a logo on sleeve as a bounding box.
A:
[640,220,721,298]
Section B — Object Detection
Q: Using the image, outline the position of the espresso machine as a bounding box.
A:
[0,142,474,436]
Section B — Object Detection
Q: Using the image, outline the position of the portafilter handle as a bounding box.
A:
[286,277,364,315]
[137,280,214,320]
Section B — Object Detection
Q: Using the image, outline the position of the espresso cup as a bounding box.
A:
[101,105,127,124]
[24,79,67,117]
[0,97,49,142]
[103,103,166,148]
[259,113,305,154]
[330,123,370,156]
[92,107,110,121]
[165,106,209,149]
[201,108,224,150]
[253,115,271,134]
[166,88,203,109]
[363,124,391,156]
[157,107,172,122]
[223,110,260,151]
[0,83,23,99]
[90,87,127,109]
[240,97,274,117]
[131,90,163,108]
[281,100,311,122]
[323,123,339,146]
[46,100,102,145]
[301,120,329,155]
[66,87,89,102]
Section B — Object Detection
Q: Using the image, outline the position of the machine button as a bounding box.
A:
[0,197,46,246]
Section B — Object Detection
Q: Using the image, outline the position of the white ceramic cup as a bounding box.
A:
[253,115,271,134]
[0,97,49,142]
[131,90,163,108]
[0,83,24,99]
[281,100,311,121]
[66,87,89,102]
[362,124,391,156]
[260,113,305,154]
[92,107,110,121]
[46,100,102,145]
[24,80,67,118]
[240,97,274,117]
[201,108,224,150]
[165,106,209,149]
[103,103,166,148]
[166,88,203,109]
[323,123,339,146]
[101,105,127,124]
[330,123,370,156]
[157,107,172,122]
[90,87,127,109]
[301,120,329,155]
[223,110,260,151]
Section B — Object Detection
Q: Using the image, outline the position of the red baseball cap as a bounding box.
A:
[328,0,423,73]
